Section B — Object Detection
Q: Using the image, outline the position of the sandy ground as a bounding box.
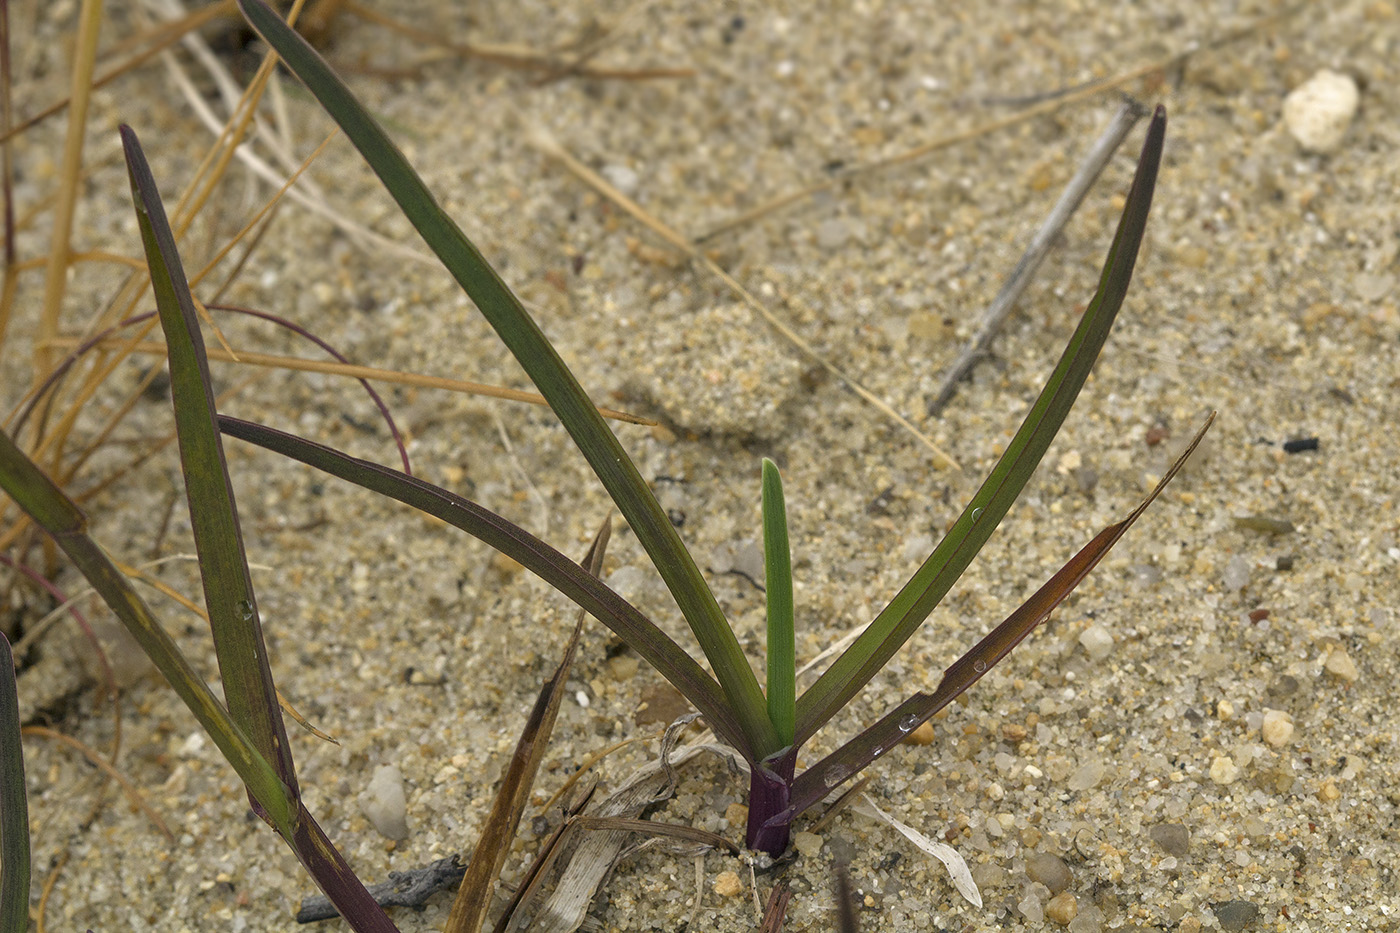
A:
[7,0,1399,930]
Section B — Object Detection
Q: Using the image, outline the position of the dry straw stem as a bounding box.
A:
[528,128,960,471]
[33,0,104,393]
[18,724,173,841]
[43,335,655,425]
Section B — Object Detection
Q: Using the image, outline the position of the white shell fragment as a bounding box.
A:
[360,764,410,840]
[1283,69,1360,153]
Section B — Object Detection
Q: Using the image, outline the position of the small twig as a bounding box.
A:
[757,880,792,933]
[926,98,1147,418]
[294,855,467,923]
[574,815,740,856]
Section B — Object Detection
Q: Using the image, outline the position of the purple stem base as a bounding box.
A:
[745,750,798,856]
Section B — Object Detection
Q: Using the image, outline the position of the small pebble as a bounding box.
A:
[1026,852,1073,894]
[1324,646,1359,682]
[905,721,935,745]
[1000,722,1028,743]
[1283,68,1360,154]
[1018,891,1045,924]
[1222,555,1251,592]
[1209,756,1240,785]
[607,655,640,681]
[1211,899,1261,931]
[1078,624,1114,661]
[1216,699,1235,720]
[1261,709,1294,747]
[1067,759,1105,792]
[724,802,749,827]
[1318,780,1341,802]
[713,870,743,898]
[1045,891,1079,926]
[1148,822,1190,858]
[360,765,409,840]
[792,831,823,858]
[1179,918,1203,933]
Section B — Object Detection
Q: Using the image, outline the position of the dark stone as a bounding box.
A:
[1025,852,1073,894]
[1211,899,1261,930]
[1148,823,1190,858]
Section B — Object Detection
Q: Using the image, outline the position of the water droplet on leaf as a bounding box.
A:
[897,713,919,733]
[971,507,984,521]
[973,659,988,674]
[823,763,854,789]
[237,600,254,621]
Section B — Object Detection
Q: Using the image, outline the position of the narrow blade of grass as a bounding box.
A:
[121,125,299,793]
[0,429,292,828]
[218,415,753,760]
[787,412,1214,813]
[793,108,1167,745]
[445,519,611,933]
[235,0,777,757]
[762,459,795,747]
[0,634,30,933]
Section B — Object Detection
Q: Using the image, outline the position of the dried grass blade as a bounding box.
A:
[572,816,740,856]
[851,796,981,908]
[834,862,859,933]
[445,519,611,933]
[757,880,791,933]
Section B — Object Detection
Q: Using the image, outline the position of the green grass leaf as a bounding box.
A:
[762,459,795,747]
[121,125,299,794]
[218,415,754,760]
[235,0,777,757]
[0,634,30,933]
[0,430,292,829]
[793,108,1168,744]
[787,412,1213,812]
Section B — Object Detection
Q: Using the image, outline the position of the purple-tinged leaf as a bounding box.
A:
[788,413,1214,814]
[218,415,753,761]
[122,125,298,794]
[793,109,1168,746]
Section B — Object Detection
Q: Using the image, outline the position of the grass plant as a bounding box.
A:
[0,2,1222,928]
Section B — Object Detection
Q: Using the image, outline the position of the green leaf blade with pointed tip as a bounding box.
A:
[218,415,754,761]
[121,124,300,793]
[0,634,30,933]
[762,459,796,747]
[793,108,1167,744]
[234,0,777,758]
[0,430,293,829]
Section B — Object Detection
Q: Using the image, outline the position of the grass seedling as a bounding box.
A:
[0,5,1216,926]
[219,0,1212,861]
